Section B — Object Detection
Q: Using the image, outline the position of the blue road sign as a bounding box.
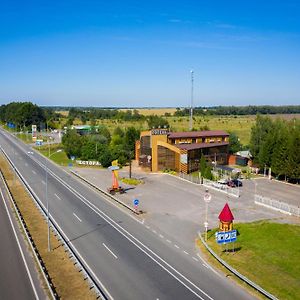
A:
[215,230,237,244]
[35,140,43,146]
[133,199,139,206]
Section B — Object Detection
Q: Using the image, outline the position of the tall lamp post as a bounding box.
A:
[203,189,211,241]
[46,149,62,252]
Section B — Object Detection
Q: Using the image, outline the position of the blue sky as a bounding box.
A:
[0,0,300,107]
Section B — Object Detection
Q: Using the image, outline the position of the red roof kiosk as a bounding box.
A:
[218,203,234,231]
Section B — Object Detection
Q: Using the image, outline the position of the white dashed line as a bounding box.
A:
[54,193,61,200]
[202,263,209,269]
[146,225,150,229]
[152,229,157,234]
[166,239,171,243]
[174,244,180,249]
[32,170,36,175]
[183,251,189,255]
[159,234,164,238]
[73,213,82,222]
[192,257,199,262]
[41,180,46,185]
[102,243,118,259]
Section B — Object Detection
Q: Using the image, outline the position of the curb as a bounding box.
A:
[70,170,141,215]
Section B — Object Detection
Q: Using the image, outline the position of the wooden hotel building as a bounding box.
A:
[135,129,229,174]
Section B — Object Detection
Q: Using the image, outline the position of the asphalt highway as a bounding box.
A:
[0,175,44,299]
[0,128,255,300]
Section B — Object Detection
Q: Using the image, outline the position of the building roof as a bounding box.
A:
[175,141,229,151]
[168,130,229,139]
[218,203,234,222]
[236,150,252,159]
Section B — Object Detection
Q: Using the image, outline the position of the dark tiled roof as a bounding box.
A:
[168,130,229,139]
[175,141,229,151]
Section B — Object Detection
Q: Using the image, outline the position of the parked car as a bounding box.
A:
[227,179,243,187]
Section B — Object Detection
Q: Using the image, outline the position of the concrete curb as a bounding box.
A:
[197,232,278,300]
[70,170,141,215]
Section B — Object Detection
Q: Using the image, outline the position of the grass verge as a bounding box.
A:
[0,155,97,299]
[203,221,300,300]
[120,177,144,185]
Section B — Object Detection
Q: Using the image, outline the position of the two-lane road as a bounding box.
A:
[0,127,254,300]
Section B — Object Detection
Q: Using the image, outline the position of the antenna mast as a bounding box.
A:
[189,69,194,131]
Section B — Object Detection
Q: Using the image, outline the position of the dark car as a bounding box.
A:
[227,179,243,187]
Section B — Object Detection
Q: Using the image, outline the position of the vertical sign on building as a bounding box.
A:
[32,125,37,141]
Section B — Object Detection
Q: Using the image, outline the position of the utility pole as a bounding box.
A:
[189,70,194,131]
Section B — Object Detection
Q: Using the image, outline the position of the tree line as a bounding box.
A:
[250,115,300,182]
[174,105,300,116]
[62,125,140,168]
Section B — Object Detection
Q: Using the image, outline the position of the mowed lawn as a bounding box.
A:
[206,221,300,300]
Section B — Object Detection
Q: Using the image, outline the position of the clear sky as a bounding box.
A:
[0,0,300,107]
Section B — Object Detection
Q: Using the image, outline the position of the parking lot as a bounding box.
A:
[70,164,300,253]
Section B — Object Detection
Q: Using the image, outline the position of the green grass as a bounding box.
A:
[34,144,72,166]
[206,221,300,300]
[120,177,144,185]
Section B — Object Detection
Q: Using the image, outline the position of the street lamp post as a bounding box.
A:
[203,189,211,242]
[46,149,62,252]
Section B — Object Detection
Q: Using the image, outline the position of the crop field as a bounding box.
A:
[120,107,178,116]
[54,109,300,146]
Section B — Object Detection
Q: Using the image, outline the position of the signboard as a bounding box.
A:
[180,153,188,164]
[215,230,237,244]
[133,199,139,206]
[32,125,37,141]
[35,139,43,146]
[76,160,101,166]
[151,129,169,135]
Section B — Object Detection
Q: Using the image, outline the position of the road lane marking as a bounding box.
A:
[152,229,157,234]
[0,188,40,300]
[146,225,150,229]
[174,244,180,249]
[18,150,212,300]
[192,257,199,262]
[54,193,61,200]
[166,239,171,243]
[41,180,46,185]
[202,263,209,269]
[102,243,118,259]
[32,170,36,175]
[159,234,164,238]
[183,251,189,255]
[73,213,82,222]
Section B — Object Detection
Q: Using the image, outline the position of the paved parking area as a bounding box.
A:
[70,165,299,252]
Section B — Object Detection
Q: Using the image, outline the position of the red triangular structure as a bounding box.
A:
[218,203,234,222]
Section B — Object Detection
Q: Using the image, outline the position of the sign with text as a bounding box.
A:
[76,160,101,166]
[32,125,37,141]
[215,230,237,244]
[151,129,169,135]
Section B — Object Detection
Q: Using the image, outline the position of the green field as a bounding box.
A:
[206,221,300,300]
[34,144,72,166]
[67,115,255,145]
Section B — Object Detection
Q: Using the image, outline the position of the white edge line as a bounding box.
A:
[0,188,40,300]
[42,160,213,300]
[102,243,118,259]
[2,137,213,300]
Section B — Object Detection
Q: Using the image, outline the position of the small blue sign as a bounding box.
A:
[68,163,73,167]
[133,199,139,206]
[216,230,237,244]
[35,140,43,146]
